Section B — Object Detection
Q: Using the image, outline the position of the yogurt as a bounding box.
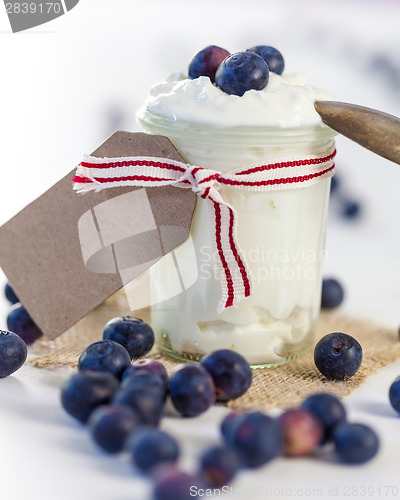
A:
[137,71,336,367]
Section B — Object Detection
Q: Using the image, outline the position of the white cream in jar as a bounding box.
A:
[137,71,336,366]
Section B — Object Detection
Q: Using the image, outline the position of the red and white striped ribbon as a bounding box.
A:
[73,146,336,312]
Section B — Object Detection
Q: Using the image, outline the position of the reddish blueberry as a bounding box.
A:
[199,445,239,488]
[247,45,284,74]
[188,45,230,83]
[300,392,346,443]
[78,340,131,379]
[5,283,19,304]
[122,358,168,385]
[0,329,27,378]
[200,349,252,401]
[61,370,120,424]
[7,304,42,344]
[129,428,180,473]
[120,371,167,401]
[333,423,379,464]
[152,465,198,500]
[321,278,344,310]
[279,408,324,456]
[215,51,269,96]
[228,411,282,468]
[169,364,215,417]
[103,316,154,360]
[88,404,139,453]
[314,332,362,381]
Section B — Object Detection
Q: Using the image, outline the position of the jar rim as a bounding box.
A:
[136,108,338,145]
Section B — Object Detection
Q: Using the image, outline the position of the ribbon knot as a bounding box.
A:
[73,146,336,312]
[187,166,221,199]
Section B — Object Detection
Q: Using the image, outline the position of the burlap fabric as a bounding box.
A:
[30,290,400,410]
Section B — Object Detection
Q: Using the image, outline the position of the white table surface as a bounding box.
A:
[1,1,400,499]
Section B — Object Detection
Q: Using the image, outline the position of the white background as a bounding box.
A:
[1,1,400,499]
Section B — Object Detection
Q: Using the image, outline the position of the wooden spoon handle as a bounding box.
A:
[314,101,400,165]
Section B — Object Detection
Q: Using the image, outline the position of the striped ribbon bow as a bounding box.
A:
[73,146,336,312]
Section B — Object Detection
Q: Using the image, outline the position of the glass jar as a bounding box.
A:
[137,110,336,367]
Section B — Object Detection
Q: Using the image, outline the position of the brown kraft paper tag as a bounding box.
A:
[0,131,196,339]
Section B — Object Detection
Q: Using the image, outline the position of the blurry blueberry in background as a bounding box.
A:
[328,169,362,221]
[7,304,43,344]
[321,278,344,310]
[0,330,28,377]
[341,199,361,220]
[389,376,400,413]
[301,392,347,444]
[104,106,127,136]
[152,465,198,500]
[5,283,19,305]
[129,428,180,473]
[220,411,244,443]
[88,404,139,453]
[199,445,239,488]
[246,45,285,74]
[225,411,282,468]
[61,370,120,424]
[113,379,165,426]
[330,174,340,194]
[333,423,379,464]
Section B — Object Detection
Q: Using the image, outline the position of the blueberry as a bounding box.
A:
[321,278,344,310]
[389,376,400,413]
[122,358,168,385]
[169,364,215,417]
[330,174,340,194]
[199,445,239,488]
[78,340,131,379]
[341,199,361,220]
[103,316,154,359]
[200,349,252,401]
[153,465,197,500]
[129,428,180,473]
[227,411,282,468]
[188,45,230,83]
[220,411,244,442]
[7,304,42,344]
[215,51,269,96]
[120,371,167,401]
[5,283,19,304]
[113,385,164,426]
[301,392,347,443]
[88,404,139,453]
[61,370,120,424]
[0,330,27,378]
[279,408,323,456]
[314,332,362,381]
[246,45,284,74]
[333,423,379,464]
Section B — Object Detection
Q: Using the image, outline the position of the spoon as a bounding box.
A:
[314,101,400,165]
